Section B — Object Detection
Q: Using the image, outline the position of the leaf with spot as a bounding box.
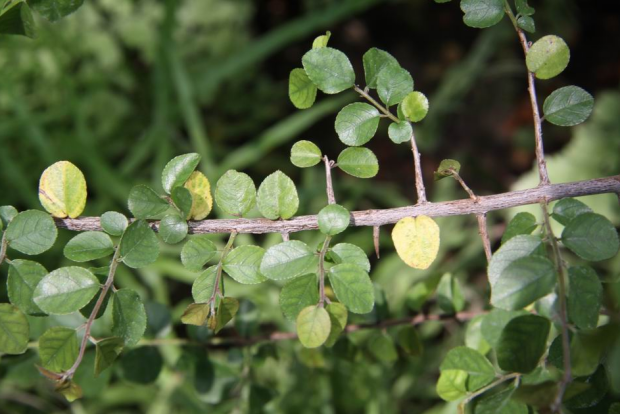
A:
[526,35,570,80]
[257,171,299,220]
[223,245,267,284]
[335,103,381,146]
[6,210,58,255]
[38,160,86,218]
[64,231,114,262]
[289,68,317,109]
[337,147,379,179]
[161,153,201,194]
[38,326,78,373]
[328,263,374,314]
[302,47,355,94]
[112,289,147,346]
[0,304,29,355]
[7,259,47,315]
[119,220,160,269]
[33,267,100,315]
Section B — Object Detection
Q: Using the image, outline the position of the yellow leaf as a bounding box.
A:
[392,216,440,270]
[180,303,210,326]
[183,171,213,220]
[38,161,87,218]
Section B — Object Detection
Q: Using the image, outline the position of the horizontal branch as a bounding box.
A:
[137,311,481,350]
[55,175,620,234]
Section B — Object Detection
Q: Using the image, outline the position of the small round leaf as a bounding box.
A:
[260,240,317,281]
[38,161,87,218]
[335,103,381,146]
[526,35,570,80]
[460,0,505,29]
[561,213,619,261]
[388,121,412,144]
[337,147,379,179]
[302,47,355,94]
[6,210,58,255]
[290,140,322,168]
[64,231,114,262]
[159,214,188,245]
[402,91,429,122]
[33,267,100,315]
[119,220,160,269]
[363,47,399,89]
[100,211,128,236]
[215,170,256,217]
[296,306,331,348]
[328,263,375,314]
[289,68,317,109]
[318,204,350,236]
[543,86,594,127]
[377,65,413,107]
[257,171,299,220]
[392,216,440,270]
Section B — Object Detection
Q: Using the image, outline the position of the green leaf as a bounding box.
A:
[318,204,350,236]
[480,308,529,348]
[312,31,331,49]
[564,365,608,409]
[491,256,556,310]
[215,297,239,333]
[436,369,468,401]
[119,220,160,269]
[515,0,535,16]
[434,159,461,181]
[437,273,465,314]
[181,236,217,272]
[402,91,429,122]
[119,347,162,384]
[440,346,496,391]
[562,213,619,261]
[465,315,491,355]
[171,187,193,220]
[474,387,528,414]
[335,103,381,146]
[159,214,188,245]
[296,306,330,348]
[368,332,398,363]
[161,153,201,194]
[260,240,318,281]
[257,171,299,220]
[192,266,218,303]
[289,68,317,109]
[64,231,114,262]
[324,302,347,347]
[543,86,594,127]
[0,304,29,354]
[302,47,355,94]
[337,147,379,178]
[362,47,399,89]
[0,205,18,228]
[94,337,124,377]
[0,0,35,37]
[568,266,602,330]
[460,0,505,28]
[33,267,100,315]
[377,65,413,107]
[5,210,58,255]
[496,314,551,373]
[611,403,620,414]
[79,268,109,320]
[388,121,412,144]
[501,212,538,244]
[215,170,256,217]
[112,289,147,346]
[328,243,371,272]
[38,161,87,218]
[552,198,592,225]
[279,274,319,321]
[398,326,424,356]
[7,259,47,315]
[29,0,84,22]
[517,15,535,33]
[127,185,169,219]
[100,211,128,236]
[38,326,78,372]
[487,235,543,285]
[183,171,213,220]
[290,140,322,168]
[526,35,570,80]
[180,303,211,326]
[328,263,374,314]
[223,245,267,284]
[392,216,441,270]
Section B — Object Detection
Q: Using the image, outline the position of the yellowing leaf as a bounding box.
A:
[183,171,213,220]
[392,216,440,270]
[38,161,87,218]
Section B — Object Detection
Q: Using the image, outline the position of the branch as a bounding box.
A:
[53,175,620,234]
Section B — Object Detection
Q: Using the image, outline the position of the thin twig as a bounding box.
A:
[323,155,336,205]
[504,2,550,185]
[63,247,122,380]
[541,202,572,412]
[210,232,237,314]
[462,373,521,405]
[53,176,620,234]
[318,236,332,307]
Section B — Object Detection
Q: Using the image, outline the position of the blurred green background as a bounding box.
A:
[1,0,619,413]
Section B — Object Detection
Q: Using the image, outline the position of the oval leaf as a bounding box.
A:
[181,235,218,272]
[561,213,619,261]
[329,243,371,272]
[161,153,201,194]
[440,346,496,391]
[388,121,412,144]
[127,185,169,219]
[377,65,413,107]
[325,302,348,347]
[289,68,317,109]
[392,216,440,270]
[296,306,330,348]
[488,235,543,286]
[335,103,380,146]
[568,266,602,330]
[302,47,355,94]
[337,147,379,179]
[526,35,570,80]
[290,140,322,168]
[119,220,160,269]
[159,214,188,245]
[38,161,87,218]
[552,198,592,226]
[318,204,350,236]
[112,289,147,346]
[100,211,128,236]
[64,231,114,262]
[257,171,299,220]
[192,266,218,303]
[39,326,78,373]
[402,91,429,122]
[215,170,256,217]
[460,0,505,28]
[543,86,594,127]
[33,267,100,315]
[496,314,551,373]
[491,256,556,310]
[223,245,267,285]
[328,263,374,314]
[260,240,318,281]
[0,304,29,355]
[6,210,58,255]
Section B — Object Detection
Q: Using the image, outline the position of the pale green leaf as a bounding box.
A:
[119,220,160,269]
[460,0,505,28]
[161,153,201,194]
[440,346,495,391]
[7,259,47,315]
[329,243,371,272]
[5,210,57,255]
[181,236,217,272]
[318,204,350,236]
[335,103,380,146]
[33,267,100,315]
[127,185,169,219]
[328,263,374,314]
[337,147,379,178]
[387,121,412,144]
[496,314,550,373]
[289,68,317,109]
[95,337,124,377]
[223,245,267,284]
[526,35,570,80]
[192,266,218,303]
[0,304,29,355]
[260,240,318,281]
[159,214,188,244]
[39,160,87,218]
[257,171,299,220]
[543,86,594,127]
[296,306,330,348]
[491,256,556,310]
[290,140,322,168]
[377,65,413,107]
[465,315,491,355]
[279,274,319,321]
[312,31,331,49]
[362,47,398,89]
[402,91,429,122]
[38,326,78,372]
[100,212,128,236]
[324,302,347,347]
[215,170,256,217]
[180,303,211,326]
[64,231,114,262]
[436,369,468,401]
[561,213,619,261]
[302,47,355,94]
[112,288,147,346]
